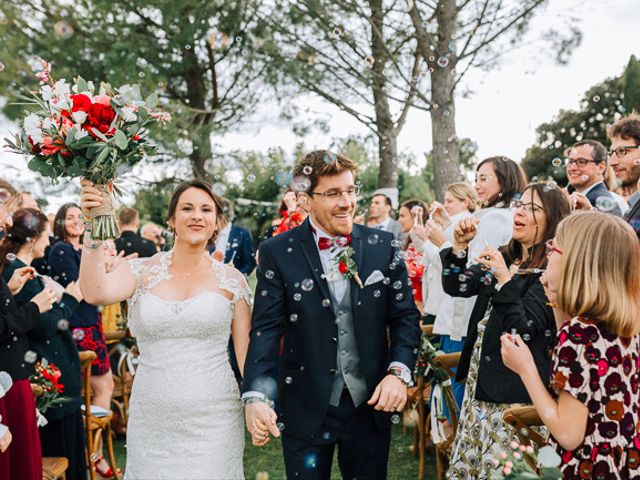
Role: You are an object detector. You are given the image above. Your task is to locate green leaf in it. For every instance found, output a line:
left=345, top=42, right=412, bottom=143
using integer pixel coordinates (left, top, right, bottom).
left=66, top=128, right=77, bottom=145
left=75, top=76, right=88, bottom=93
left=137, top=106, right=148, bottom=120
left=95, top=146, right=111, bottom=164
left=145, top=92, right=158, bottom=109
left=114, top=129, right=128, bottom=150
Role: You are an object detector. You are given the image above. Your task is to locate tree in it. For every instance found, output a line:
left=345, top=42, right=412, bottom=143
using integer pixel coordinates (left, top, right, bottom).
left=0, top=0, right=267, bottom=179
left=522, top=55, right=640, bottom=181
left=258, top=1, right=430, bottom=193
left=408, top=0, right=582, bottom=197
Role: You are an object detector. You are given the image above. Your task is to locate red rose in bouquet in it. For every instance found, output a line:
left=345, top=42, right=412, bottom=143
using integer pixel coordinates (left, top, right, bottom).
left=70, top=93, right=92, bottom=113
left=87, top=103, right=116, bottom=136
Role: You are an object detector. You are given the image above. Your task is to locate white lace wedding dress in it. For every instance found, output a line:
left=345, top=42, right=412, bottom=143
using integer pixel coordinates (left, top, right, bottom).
left=123, top=251, right=251, bottom=480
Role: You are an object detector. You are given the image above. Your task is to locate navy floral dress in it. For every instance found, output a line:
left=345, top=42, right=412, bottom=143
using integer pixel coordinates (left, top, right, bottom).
left=550, top=316, right=640, bottom=479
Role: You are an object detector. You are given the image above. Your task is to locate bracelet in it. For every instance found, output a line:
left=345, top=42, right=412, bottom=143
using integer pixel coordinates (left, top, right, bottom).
left=546, top=301, right=559, bottom=308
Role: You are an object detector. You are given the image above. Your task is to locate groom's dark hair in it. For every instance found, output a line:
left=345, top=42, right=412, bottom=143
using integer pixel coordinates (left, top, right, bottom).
left=293, top=150, right=358, bottom=194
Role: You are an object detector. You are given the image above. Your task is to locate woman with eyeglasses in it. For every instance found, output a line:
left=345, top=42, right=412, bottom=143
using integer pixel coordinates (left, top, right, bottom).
left=501, top=212, right=640, bottom=479
left=442, top=183, right=570, bottom=480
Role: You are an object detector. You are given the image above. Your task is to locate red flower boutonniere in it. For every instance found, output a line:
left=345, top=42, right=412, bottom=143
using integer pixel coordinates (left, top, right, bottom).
left=334, top=245, right=363, bottom=289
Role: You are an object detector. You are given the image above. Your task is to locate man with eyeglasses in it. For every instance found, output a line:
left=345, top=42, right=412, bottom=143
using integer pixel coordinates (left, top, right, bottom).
left=608, top=113, right=640, bottom=238
left=565, top=140, right=623, bottom=216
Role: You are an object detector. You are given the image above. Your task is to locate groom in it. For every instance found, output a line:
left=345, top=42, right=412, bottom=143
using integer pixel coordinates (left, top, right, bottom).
left=242, top=151, right=421, bottom=479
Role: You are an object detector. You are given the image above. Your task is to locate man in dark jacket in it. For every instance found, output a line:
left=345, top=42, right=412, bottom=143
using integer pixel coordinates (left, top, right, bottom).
left=114, top=207, right=157, bottom=258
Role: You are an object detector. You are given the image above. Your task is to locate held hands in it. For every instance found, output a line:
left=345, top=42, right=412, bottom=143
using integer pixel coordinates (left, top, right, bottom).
left=474, top=246, right=510, bottom=285
left=429, top=201, right=451, bottom=228
left=7, top=266, right=36, bottom=295
left=31, top=287, right=57, bottom=313
left=500, top=333, right=534, bottom=377
left=244, top=401, right=280, bottom=447
left=367, top=375, right=407, bottom=412
left=453, top=217, right=480, bottom=251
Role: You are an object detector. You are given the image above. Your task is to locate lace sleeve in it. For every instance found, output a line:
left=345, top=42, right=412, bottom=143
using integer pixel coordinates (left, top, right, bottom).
left=218, top=263, right=253, bottom=306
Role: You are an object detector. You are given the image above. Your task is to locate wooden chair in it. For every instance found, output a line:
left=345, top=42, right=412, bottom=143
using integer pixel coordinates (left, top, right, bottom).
left=31, top=383, right=69, bottom=480
left=110, top=344, right=137, bottom=433
left=79, top=351, right=121, bottom=480
left=413, top=324, right=462, bottom=480
left=503, top=405, right=546, bottom=470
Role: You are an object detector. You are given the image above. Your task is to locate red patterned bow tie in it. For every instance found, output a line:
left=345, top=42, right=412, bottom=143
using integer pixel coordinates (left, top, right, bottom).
left=317, top=235, right=351, bottom=250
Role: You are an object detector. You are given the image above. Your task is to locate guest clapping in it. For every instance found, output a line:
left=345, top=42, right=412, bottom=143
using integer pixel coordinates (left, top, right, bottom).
left=501, top=212, right=640, bottom=479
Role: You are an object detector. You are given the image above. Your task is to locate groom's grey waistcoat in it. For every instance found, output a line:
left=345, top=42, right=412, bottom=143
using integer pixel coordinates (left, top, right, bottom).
left=328, top=283, right=368, bottom=407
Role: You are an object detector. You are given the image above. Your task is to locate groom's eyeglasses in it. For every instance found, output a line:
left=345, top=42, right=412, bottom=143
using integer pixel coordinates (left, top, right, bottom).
left=310, top=186, right=360, bottom=200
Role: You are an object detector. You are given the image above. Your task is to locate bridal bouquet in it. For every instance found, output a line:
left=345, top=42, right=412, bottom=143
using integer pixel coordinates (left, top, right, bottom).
left=5, top=59, right=171, bottom=239
left=493, top=441, right=562, bottom=479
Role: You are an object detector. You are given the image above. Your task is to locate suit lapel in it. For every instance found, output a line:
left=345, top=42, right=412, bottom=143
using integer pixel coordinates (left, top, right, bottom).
left=349, top=225, right=364, bottom=309
left=298, top=220, right=332, bottom=303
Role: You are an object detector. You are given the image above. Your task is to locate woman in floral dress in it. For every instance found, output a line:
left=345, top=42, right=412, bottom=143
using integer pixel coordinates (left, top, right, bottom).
left=502, top=212, right=640, bottom=479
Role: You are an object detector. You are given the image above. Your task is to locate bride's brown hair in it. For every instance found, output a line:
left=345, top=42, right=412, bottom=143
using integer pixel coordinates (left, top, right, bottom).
left=166, top=180, right=226, bottom=244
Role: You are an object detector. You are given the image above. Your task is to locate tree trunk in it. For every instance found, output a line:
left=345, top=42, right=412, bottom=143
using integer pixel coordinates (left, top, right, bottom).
left=369, top=0, right=399, bottom=189
left=429, top=0, right=461, bottom=200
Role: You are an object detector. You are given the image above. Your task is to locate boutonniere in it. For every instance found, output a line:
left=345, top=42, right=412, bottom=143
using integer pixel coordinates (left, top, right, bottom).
left=334, top=244, right=363, bottom=289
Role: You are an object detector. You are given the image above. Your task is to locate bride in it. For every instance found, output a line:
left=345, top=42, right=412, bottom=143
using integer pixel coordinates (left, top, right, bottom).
left=79, top=179, right=252, bottom=479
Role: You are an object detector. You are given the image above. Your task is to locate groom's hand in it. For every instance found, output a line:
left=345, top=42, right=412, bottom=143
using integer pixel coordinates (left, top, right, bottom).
left=245, top=401, right=280, bottom=446
left=367, top=375, right=407, bottom=412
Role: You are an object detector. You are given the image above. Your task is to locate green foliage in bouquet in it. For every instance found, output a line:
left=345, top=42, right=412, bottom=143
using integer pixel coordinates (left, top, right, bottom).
left=4, top=59, right=170, bottom=240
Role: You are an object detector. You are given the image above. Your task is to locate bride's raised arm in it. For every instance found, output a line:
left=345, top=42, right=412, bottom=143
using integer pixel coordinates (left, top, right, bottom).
left=78, top=180, right=137, bottom=305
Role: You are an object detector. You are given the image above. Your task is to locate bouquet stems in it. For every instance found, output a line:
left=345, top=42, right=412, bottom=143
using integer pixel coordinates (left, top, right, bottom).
left=90, top=183, right=120, bottom=240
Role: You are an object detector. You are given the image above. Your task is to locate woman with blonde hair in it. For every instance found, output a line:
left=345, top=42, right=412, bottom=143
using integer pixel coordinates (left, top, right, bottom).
left=502, top=212, right=640, bottom=479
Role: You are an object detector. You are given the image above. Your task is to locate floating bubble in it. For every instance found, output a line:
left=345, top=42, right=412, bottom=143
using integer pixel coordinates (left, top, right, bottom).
left=395, top=293, right=403, bottom=300
left=367, top=234, right=379, bottom=245
left=291, top=175, right=311, bottom=192
left=5, top=253, right=16, bottom=262
left=275, top=171, right=292, bottom=187
left=260, top=290, right=267, bottom=296
left=393, top=280, right=402, bottom=290
left=24, top=350, right=37, bottom=363
left=276, top=422, right=285, bottom=431
left=322, top=432, right=331, bottom=440
left=458, top=274, right=467, bottom=282
left=332, top=27, right=342, bottom=37
left=284, top=376, right=293, bottom=384
left=595, top=196, right=617, bottom=212
left=459, top=284, right=468, bottom=293
left=580, top=175, right=589, bottom=182
left=365, top=56, right=375, bottom=67
left=287, top=247, right=293, bottom=253
left=289, top=314, right=298, bottom=323
left=212, top=183, right=227, bottom=196
left=301, top=278, right=314, bottom=291
left=265, top=270, right=275, bottom=280
left=456, top=250, right=466, bottom=259
left=522, top=334, right=531, bottom=341
left=57, top=319, right=69, bottom=330
left=335, top=236, right=349, bottom=248
left=304, top=453, right=318, bottom=469
left=321, top=298, right=331, bottom=307
left=436, top=56, right=449, bottom=68
left=302, top=165, right=313, bottom=175
left=592, top=95, right=600, bottom=102
left=373, top=290, right=381, bottom=298
left=72, top=329, right=85, bottom=341
left=551, top=157, right=562, bottom=167
left=544, top=329, right=553, bottom=337
left=391, top=414, right=401, bottom=424
left=382, top=277, right=390, bottom=285
left=54, top=21, right=74, bottom=39
left=293, top=293, right=302, bottom=301
left=391, top=239, right=402, bottom=248
left=323, top=152, right=336, bottom=164
left=634, top=159, right=640, bottom=166
left=247, top=174, right=256, bottom=183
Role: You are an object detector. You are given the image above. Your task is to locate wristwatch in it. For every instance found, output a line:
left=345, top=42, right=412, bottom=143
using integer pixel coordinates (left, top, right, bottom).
left=387, top=367, right=412, bottom=387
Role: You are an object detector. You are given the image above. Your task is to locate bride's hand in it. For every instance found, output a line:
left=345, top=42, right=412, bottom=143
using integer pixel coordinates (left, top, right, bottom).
left=245, top=401, right=280, bottom=446
left=79, top=178, right=103, bottom=219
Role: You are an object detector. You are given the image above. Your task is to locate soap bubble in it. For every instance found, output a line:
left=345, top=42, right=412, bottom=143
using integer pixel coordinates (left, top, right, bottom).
left=301, top=278, right=314, bottom=291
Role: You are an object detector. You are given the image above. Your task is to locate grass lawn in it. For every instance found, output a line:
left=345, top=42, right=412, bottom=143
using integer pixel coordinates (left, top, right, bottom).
left=112, top=424, right=436, bottom=479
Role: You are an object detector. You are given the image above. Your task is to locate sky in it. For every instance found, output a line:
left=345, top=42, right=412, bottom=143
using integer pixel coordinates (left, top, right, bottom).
left=0, top=0, right=639, bottom=211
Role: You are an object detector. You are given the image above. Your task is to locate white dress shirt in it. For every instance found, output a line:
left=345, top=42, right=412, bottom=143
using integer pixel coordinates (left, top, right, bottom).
left=308, top=217, right=348, bottom=302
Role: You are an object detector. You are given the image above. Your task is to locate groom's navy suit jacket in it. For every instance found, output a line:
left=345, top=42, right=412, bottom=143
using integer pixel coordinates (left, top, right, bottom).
left=243, top=219, right=421, bottom=441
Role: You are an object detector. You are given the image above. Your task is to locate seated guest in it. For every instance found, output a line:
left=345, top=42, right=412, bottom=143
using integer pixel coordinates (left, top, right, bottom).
left=502, top=212, right=640, bottom=479
left=443, top=183, right=570, bottom=480
left=0, top=208, right=86, bottom=480
left=565, top=140, right=623, bottom=215
left=114, top=207, right=157, bottom=258
left=208, top=198, right=256, bottom=276
left=367, top=193, right=401, bottom=239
